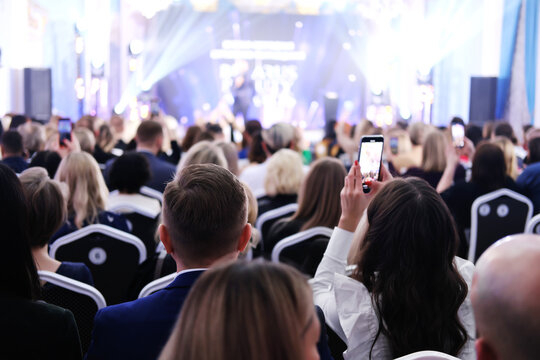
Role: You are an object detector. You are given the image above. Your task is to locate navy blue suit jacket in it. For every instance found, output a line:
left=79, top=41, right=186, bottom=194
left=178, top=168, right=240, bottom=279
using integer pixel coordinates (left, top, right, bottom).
left=85, top=270, right=204, bottom=360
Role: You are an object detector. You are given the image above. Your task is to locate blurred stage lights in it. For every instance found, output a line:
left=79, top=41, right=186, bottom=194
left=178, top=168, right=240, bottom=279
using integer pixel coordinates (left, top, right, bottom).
left=129, top=40, right=144, bottom=56
left=348, top=74, right=357, bottom=82
left=342, top=42, right=351, bottom=51
left=295, top=21, right=303, bottom=29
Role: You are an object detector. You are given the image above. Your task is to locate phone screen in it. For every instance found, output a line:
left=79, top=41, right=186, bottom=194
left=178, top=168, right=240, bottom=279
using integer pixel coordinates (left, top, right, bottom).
left=58, top=119, right=72, bottom=145
left=390, top=137, right=398, bottom=155
left=451, top=124, right=465, bottom=148
left=357, top=136, right=384, bottom=192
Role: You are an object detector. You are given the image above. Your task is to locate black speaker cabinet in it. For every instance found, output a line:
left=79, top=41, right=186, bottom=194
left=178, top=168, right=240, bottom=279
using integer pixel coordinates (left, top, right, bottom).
left=469, top=77, right=497, bottom=125
left=24, top=68, right=52, bottom=123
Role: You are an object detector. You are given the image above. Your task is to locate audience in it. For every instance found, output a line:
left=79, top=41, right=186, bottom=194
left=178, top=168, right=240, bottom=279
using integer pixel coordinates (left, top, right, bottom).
left=1, top=130, right=28, bottom=173
left=18, top=122, right=46, bottom=157
left=159, top=261, right=322, bottom=360
left=517, top=137, right=540, bottom=214
left=178, top=140, right=227, bottom=170
left=181, top=125, right=202, bottom=152
left=265, top=157, right=346, bottom=255
left=85, top=164, right=252, bottom=360
left=257, top=148, right=304, bottom=216
left=492, top=136, right=519, bottom=179
left=471, top=234, right=540, bottom=360
left=51, top=152, right=129, bottom=242
left=94, top=124, right=117, bottom=164
left=215, top=140, right=240, bottom=176
left=238, top=119, right=262, bottom=159
left=73, top=127, right=96, bottom=154
left=0, top=163, right=82, bottom=359
left=313, top=163, right=475, bottom=359
left=28, top=150, right=62, bottom=178
left=19, top=167, right=94, bottom=285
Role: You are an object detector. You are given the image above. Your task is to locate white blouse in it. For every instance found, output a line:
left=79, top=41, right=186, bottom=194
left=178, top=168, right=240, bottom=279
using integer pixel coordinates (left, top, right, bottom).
left=311, top=227, right=476, bottom=360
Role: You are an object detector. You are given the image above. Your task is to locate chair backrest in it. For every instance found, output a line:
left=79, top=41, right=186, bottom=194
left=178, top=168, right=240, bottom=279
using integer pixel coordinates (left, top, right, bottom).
left=525, top=213, right=540, bottom=234
left=140, top=186, right=163, bottom=203
left=272, top=226, right=333, bottom=276
left=469, top=188, right=533, bottom=262
left=108, top=202, right=161, bottom=258
left=138, top=272, right=177, bottom=299
left=38, top=270, right=106, bottom=353
left=255, top=203, right=298, bottom=245
left=49, top=224, right=147, bottom=305
left=394, top=350, right=460, bottom=360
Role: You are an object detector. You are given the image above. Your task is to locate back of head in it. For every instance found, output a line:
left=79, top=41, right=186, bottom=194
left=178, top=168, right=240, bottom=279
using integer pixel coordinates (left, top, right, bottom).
left=215, top=141, right=239, bottom=176
left=491, top=136, right=518, bottom=179
left=264, top=149, right=304, bottom=197
left=29, top=150, right=62, bottom=178
left=472, top=142, right=506, bottom=191
left=55, top=151, right=108, bottom=228
left=181, top=126, right=202, bottom=152
left=494, top=122, right=517, bottom=144
left=2, top=130, right=24, bottom=155
left=245, top=119, right=262, bottom=137
left=9, top=114, right=29, bottom=129
left=179, top=141, right=227, bottom=170
left=136, top=120, right=163, bottom=146
left=0, top=163, right=40, bottom=299
left=261, top=122, right=296, bottom=154
left=110, top=152, right=151, bottom=193
left=19, top=167, right=66, bottom=248
left=96, top=124, right=115, bottom=152
left=294, top=157, right=346, bottom=230
left=160, top=261, right=313, bottom=360
left=472, top=235, right=540, bottom=360
left=527, top=137, right=540, bottom=164
left=18, top=122, right=45, bottom=155
left=408, top=122, right=427, bottom=146
left=248, top=131, right=267, bottom=164
left=73, top=127, right=96, bottom=153
left=422, top=130, right=447, bottom=172
left=466, top=124, right=483, bottom=146
left=351, top=178, right=468, bottom=357
left=163, top=164, right=247, bottom=266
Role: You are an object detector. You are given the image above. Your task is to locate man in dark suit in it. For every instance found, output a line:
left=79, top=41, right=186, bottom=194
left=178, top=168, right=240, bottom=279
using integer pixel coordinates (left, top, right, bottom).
left=85, top=164, right=252, bottom=360
left=1, top=130, right=28, bottom=174
left=105, top=120, right=176, bottom=193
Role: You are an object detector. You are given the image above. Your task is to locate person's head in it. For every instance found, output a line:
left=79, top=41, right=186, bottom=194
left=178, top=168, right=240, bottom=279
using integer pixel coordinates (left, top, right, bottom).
left=528, top=137, right=540, bottom=164
left=408, top=122, right=428, bottom=146
left=215, top=141, right=240, bottom=176
left=466, top=124, right=483, bottom=146
left=96, top=124, right=115, bottom=153
left=110, top=152, right=151, bottom=194
left=491, top=136, right=518, bottom=179
left=159, top=261, right=320, bottom=360
left=493, top=122, right=517, bottom=144
left=247, top=131, right=267, bottom=164
left=264, top=149, right=304, bottom=197
left=109, top=115, right=125, bottom=135
left=1, top=130, right=25, bottom=157
left=483, top=121, right=495, bottom=139
left=349, top=178, right=468, bottom=358
left=242, top=119, right=262, bottom=148
left=29, top=150, right=62, bottom=178
left=472, top=234, right=540, bottom=360
left=76, top=114, right=99, bottom=134
left=0, top=163, right=40, bottom=299
left=472, top=142, right=507, bottom=191
left=293, top=158, right=346, bottom=231
left=261, top=122, right=296, bottom=155
left=18, top=122, right=45, bottom=155
left=9, top=114, right=29, bottom=129
left=73, top=127, right=96, bottom=153
left=421, top=129, right=447, bottom=172
left=19, top=167, right=67, bottom=248
left=135, top=120, right=164, bottom=153
left=206, top=123, right=224, bottom=141
left=524, top=127, right=540, bottom=151
left=55, top=151, right=109, bottom=228
left=160, top=164, right=251, bottom=269
left=181, top=125, right=202, bottom=152
left=178, top=141, right=227, bottom=171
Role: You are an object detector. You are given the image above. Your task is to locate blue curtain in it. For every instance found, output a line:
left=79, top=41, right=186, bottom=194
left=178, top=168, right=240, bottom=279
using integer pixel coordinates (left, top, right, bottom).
left=496, top=0, right=522, bottom=119
left=525, top=0, right=539, bottom=122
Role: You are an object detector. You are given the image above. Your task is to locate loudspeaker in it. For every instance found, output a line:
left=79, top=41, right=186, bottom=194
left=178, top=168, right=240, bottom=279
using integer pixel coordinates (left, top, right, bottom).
left=469, top=77, right=497, bottom=124
left=24, top=68, right=52, bottom=123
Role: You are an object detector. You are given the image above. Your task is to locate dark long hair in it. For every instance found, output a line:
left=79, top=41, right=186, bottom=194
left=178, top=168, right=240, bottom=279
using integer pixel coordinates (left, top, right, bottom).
left=351, top=178, right=468, bottom=358
left=291, top=157, right=346, bottom=230
left=0, top=164, right=40, bottom=299
left=471, top=142, right=506, bottom=191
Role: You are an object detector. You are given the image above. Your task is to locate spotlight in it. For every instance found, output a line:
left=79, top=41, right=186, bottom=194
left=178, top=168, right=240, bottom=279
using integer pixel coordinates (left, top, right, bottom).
left=342, top=42, right=351, bottom=51
left=129, top=40, right=144, bottom=57
left=295, top=21, right=303, bottom=29
left=75, top=36, right=84, bottom=54
left=399, top=108, right=411, bottom=119
left=348, top=74, right=357, bottom=82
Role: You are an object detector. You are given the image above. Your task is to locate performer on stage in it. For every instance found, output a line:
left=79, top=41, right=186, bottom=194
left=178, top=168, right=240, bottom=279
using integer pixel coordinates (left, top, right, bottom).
left=231, top=60, right=255, bottom=123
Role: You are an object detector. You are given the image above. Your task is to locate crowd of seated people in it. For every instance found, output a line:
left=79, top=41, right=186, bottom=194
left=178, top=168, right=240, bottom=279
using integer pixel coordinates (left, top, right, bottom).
left=3, top=109, right=540, bottom=360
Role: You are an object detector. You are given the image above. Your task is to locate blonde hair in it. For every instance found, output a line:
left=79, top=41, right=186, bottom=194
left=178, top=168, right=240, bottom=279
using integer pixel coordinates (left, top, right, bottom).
left=18, top=122, right=45, bottom=154
left=385, top=128, right=412, bottom=155
left=264, top=149, right=304, bottom=197
left=178, top=141, right=227, bottom=170
left=159, top=261, right=314, bottom=360
left=422, top=130, right=447, bottom=172
left=492, top=136, right=519, bottom=179
left=241, top=182, right=260, bottom=253
left=55, top=152, right=109, bottom=228
left=409, top=122, right=428, bottom=146
left=73, top=127, right=96, bottom=153
left=215, top=141, right=240, bottom=176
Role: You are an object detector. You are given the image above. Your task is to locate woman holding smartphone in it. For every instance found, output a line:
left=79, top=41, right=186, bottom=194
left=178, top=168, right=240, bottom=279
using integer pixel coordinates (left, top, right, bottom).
left=312, top=162, right=475, bottom=359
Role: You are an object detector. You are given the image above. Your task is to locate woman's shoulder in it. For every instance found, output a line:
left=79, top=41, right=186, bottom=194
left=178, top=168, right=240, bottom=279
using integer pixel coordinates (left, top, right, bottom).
left=57, top=262, right=94, bottom=286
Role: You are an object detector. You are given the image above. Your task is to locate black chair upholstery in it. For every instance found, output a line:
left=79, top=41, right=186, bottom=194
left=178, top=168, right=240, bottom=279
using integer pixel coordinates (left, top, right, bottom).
left=255, top=203, right=298, bottom=254
left=123, top=212, right=160, bottom=258
left=49, top=225, right=147, bottom=304
left=39, top=271, right=106, bottom=354
left=469, top=189, right=532, bottom=262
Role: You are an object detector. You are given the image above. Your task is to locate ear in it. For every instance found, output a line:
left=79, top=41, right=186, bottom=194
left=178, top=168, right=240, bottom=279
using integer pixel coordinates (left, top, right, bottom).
left=476, top=338, right=498, bottom=360
left=159, top=224, right=174, bottom=254
left=237, top=223, right=252, bottom=252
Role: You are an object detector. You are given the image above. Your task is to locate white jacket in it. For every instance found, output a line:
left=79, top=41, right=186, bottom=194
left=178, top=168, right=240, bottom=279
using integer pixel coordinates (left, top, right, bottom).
left=311, top=227, right=476, bottom=360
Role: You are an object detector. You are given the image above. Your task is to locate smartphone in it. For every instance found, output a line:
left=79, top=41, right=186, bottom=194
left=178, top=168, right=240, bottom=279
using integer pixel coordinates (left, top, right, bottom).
left=58, top=118, right=72, bottom=146
left=451, top=123, right=465, bottom=148
left=357, top=135, right=384, bottom=193
left=390, top=136, right=398, bottom=155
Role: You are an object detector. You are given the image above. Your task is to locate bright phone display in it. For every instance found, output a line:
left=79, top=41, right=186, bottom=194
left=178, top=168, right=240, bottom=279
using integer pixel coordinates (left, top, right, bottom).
left=357, top=135, right=384, bottom=193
